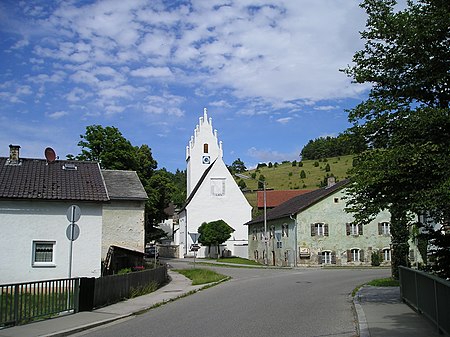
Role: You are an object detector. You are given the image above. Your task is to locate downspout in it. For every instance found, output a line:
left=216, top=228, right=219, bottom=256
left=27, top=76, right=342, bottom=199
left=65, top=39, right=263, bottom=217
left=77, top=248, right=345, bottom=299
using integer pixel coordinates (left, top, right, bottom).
left=290, top=214, right=297, bottom=267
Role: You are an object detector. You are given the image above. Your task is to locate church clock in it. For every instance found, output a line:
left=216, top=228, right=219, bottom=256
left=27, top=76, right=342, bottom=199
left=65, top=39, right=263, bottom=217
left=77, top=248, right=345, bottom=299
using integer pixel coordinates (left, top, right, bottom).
left=202, top=155, right=210, bottom=164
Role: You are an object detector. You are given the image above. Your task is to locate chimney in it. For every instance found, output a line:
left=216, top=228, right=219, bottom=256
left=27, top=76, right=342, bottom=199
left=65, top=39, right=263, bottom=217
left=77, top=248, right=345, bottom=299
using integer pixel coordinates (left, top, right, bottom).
left=8, top=144, right=21, bottom=164
left=327, top=176, right=336, bottom=188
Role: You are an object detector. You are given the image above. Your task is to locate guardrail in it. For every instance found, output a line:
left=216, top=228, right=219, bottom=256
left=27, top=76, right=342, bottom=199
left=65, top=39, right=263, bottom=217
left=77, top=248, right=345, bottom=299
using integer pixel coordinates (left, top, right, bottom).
left=399, top=266, right=450, bottom=335
left=0, top=278, right=79, bottom=327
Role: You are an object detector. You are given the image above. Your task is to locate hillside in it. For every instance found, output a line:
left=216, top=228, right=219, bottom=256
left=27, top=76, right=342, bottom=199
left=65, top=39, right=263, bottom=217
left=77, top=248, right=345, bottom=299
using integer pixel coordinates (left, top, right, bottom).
left=235, top=154, right=354, bottom=209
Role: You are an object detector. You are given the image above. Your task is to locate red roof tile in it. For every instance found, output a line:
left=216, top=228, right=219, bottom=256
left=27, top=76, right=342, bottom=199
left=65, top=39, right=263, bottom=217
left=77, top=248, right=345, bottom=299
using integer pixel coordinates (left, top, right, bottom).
left=257, top=189, right=314, bottom=208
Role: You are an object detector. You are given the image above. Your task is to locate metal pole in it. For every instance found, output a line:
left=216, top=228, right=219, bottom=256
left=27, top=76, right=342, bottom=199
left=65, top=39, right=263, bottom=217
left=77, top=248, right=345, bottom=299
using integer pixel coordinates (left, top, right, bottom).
left=68, top=206, right=75, bottom=279
left=263, top=181, right=268, bottom=266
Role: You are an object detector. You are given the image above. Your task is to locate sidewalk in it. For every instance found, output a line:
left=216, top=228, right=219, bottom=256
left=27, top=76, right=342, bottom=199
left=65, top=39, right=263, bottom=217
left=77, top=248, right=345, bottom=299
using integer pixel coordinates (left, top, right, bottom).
left=0, top=270, right=205, bottom=337
left=354, top=286, right=442, bottom=337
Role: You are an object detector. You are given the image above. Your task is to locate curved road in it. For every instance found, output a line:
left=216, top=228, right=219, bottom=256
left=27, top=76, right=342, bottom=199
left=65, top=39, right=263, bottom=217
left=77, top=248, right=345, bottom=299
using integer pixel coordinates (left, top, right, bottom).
left=76, top=262, right=389, bottom=337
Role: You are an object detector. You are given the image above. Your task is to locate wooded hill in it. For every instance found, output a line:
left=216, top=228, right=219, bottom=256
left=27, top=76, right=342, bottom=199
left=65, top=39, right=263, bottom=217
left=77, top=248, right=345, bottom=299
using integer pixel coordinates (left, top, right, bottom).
left=235, top=154, right=354, bottom=209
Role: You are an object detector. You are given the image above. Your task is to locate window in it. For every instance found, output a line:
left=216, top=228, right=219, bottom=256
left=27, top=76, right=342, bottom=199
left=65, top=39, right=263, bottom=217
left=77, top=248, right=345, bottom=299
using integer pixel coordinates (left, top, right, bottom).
left=311, top=223, right=329, bottom=236
left=276, top=241, right=283, bottom=248
left=203, top=143, right=209, bottom=153
left=379, top=222, right=390, bottom=235
left=334, top=197, right=339, bottom=203
left=347, top=249, right=364, bottom=262
left=254, top=250, right=259, bottom=260
left=252, top=229, right=257, bottom=241
left=270, top=225, right=275, bottom=239
left=260, top=228, right=265, bottom=240
left=33, top=241, right=55, bottom=266
left=320, top=251, right=334, bottom=264
left=282, top=223, right=289, bottom=237
left=211, top=178, right=225, bottom=196
left=346, top=223, right=363, bottom=236
left=383, top=248, right=391, bottom=261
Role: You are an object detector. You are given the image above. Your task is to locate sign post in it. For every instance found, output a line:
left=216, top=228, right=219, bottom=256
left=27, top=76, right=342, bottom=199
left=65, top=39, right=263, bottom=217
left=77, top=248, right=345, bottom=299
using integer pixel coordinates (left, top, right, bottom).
left=66, top=205, right=81, bottom=279
left=189, top=232, right=200, bottom=269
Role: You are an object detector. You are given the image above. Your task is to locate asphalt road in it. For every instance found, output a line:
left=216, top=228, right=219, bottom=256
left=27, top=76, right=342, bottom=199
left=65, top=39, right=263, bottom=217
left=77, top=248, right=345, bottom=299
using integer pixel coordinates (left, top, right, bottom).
left=75, top=262, right=390, bottom=337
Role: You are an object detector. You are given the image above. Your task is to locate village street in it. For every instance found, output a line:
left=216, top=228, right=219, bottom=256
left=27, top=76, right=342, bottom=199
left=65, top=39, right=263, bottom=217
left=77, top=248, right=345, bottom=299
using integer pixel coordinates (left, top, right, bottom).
left=74, top=261, right=390, bottom=337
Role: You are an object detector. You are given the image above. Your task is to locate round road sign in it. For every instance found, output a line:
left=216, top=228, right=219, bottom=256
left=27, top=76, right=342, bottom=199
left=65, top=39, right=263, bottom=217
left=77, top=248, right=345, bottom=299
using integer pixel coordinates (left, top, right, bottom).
left=66, top=205, right=81, bottom=223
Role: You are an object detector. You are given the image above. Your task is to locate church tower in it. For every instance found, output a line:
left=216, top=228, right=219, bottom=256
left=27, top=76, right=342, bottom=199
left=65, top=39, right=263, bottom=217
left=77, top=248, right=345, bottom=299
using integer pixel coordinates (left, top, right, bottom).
left=177, top=107, right=252, bottom=259
left=186, top=108, right=223, bottom=195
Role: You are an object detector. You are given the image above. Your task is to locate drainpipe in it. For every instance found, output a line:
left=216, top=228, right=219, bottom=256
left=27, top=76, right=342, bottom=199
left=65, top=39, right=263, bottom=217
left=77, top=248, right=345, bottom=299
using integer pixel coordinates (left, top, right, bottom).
left=290, top=214, right=297, bottom=267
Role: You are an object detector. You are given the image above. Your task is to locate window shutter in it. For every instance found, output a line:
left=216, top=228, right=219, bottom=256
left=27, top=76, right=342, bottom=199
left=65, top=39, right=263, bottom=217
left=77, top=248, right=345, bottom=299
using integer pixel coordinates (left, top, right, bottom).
left=360, top=250, right=365, bottom=262
left=346, top=223, right=350, bottom=236
left=318, top=252, right=322, bottom=264
left=358, top=223, right=363, bottom=235
left=347, top=250, right=351, bottom=262
left=324, top=224, right=329, bottom=236
left=378, top=223, right=382, bottom=235
left=331, top=251, right=336, bottom=264
left=311, top=224, right=315, bottom=236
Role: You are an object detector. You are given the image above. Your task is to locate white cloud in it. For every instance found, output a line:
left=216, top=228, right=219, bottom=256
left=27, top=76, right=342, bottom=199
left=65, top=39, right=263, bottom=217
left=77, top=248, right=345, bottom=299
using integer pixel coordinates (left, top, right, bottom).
left=247, top=146, right=300, bottom=163
left=130, top=66, right=173, bottom=78
left=276, top=117, right=293, bottom=124
left=314, top=105, right=339, bottom=111
left=46, top=110, right=68, bottom=119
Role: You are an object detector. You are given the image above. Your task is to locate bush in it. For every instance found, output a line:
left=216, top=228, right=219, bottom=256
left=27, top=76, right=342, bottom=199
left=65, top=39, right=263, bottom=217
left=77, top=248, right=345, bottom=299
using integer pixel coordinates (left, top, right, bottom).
left=300, top=170, right=306, bottom=179
left=371, top=251, right=381, bottom=266
left=314, top=161, right=319, bottom=167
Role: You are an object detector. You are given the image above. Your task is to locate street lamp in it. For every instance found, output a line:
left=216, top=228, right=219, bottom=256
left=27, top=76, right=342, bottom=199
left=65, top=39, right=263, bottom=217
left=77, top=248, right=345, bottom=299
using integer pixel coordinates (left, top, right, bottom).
left=236, top=173, right=268, bottom=266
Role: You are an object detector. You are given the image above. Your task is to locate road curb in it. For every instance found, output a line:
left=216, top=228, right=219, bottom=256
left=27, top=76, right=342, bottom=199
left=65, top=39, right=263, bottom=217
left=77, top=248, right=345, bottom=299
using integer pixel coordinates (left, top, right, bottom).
left=353, top=289, right=370, bottom=337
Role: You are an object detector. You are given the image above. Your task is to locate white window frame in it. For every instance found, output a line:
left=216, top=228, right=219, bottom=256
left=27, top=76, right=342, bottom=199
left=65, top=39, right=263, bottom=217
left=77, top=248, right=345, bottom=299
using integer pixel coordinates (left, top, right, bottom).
left=322, top=251, right=332, bottom=264
left=351, top=248, right=360, bottom=262
left=383, top=248, right=391, bottom=261
left=350, top=223, right=359, bottom=236
left=32, top=241, right=56, bottom=267
left=381, top=222, right=390, bottom=235
left=282, top=223, right=289, bottom=237
left=317, top=223, right=324, bottom=236
left=210, top=178, right=226, bottom=196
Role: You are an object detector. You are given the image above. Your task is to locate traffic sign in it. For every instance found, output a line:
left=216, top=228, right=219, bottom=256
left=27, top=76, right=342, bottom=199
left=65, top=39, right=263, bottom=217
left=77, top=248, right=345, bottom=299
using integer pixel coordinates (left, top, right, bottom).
left=66, top=223, right=80, bottom=241
left=189, top=232, right=200, bottom=244
left=66, top=205, right=81, bottom=223
left=190, top=244, right=200, bottom=251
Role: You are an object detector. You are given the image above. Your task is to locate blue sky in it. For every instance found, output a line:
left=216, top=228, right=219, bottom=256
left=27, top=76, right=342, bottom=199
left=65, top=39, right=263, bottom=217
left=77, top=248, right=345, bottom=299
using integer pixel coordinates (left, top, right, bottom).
left=0, top=0, right=370, bottom=172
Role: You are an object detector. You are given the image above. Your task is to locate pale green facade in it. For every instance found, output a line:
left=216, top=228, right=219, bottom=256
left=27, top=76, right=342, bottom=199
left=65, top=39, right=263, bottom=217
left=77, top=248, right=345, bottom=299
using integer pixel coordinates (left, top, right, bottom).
left=248, top=187, right=394, bottom=267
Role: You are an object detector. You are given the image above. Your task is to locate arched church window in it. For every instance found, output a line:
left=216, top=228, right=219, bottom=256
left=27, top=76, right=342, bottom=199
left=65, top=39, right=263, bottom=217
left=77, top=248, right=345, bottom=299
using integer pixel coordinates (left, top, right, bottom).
left=203, top=143, right=209, bottom=153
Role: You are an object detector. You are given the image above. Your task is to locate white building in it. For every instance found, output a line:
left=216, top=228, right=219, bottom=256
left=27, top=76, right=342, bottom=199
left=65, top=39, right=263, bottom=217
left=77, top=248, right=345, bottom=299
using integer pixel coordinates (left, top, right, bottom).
left=0, top=145, right=147, bottom=284
left=177, top=108, right=252, bottom=258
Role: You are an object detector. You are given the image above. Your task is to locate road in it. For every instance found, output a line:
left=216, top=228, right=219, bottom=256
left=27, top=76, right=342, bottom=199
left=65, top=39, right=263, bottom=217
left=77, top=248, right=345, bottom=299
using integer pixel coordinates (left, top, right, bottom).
left=75, top=262, right=390, bottom=337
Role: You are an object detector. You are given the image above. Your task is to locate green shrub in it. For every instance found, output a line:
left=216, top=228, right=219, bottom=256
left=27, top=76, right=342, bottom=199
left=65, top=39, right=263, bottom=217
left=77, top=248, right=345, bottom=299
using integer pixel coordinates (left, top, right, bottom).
left=371, top=251, right=381, bottom=266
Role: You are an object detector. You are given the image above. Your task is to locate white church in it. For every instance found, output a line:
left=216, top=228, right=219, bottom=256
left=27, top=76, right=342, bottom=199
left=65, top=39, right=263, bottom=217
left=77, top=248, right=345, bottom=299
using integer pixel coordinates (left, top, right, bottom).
left=175, top=108, right=252, bottom=258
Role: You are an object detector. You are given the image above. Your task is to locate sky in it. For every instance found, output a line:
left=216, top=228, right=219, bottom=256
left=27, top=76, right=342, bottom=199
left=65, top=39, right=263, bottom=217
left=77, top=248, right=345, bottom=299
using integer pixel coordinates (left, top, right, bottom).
left=0, top=0, right=371, bottom=172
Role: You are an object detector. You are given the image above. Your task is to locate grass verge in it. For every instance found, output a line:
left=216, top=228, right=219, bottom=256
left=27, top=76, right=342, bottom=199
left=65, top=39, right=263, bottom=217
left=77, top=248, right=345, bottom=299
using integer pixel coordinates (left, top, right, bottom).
left=215, top=257, right=262, bottom=266
left=352, top=277, right=399, bottom=297
left=174, top=268, right=228, bottom=285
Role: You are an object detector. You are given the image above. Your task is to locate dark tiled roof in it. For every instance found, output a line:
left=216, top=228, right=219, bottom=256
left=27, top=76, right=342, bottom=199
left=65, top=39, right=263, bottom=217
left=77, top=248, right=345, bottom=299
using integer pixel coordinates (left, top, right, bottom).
left=0, top=157, right=109, bottom=201
left=102, top=170, right=147, bottom=201
left=257, top=189, right=314, bottom=208
left=246, top=179, right=350, bottom=225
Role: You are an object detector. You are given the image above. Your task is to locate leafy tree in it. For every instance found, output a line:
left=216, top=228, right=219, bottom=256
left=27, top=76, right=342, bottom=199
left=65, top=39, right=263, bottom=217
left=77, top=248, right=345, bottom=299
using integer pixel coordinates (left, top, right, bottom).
left=237, top=179, right=247, bottom=190
left=258, top=174, right=266, bottom=190
left=300, top=170, right=306, bottom=179
left=198, top=220, right=234, bottom=257
left=325, top=163, right=331, bottom=172
left=292, top=160, right=297, bottom=167
left=72, top=125, right=185, bottom=243
left=343, top=0, right=450, bottom=279
left=228, top=158, right=247, bottom=174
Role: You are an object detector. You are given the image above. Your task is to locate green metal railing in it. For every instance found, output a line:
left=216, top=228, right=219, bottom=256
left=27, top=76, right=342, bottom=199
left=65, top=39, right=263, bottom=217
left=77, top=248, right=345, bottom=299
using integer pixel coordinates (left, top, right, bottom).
left=0, top=278, right=79, bottom=327
left=399, top=266, right=450, bottom=336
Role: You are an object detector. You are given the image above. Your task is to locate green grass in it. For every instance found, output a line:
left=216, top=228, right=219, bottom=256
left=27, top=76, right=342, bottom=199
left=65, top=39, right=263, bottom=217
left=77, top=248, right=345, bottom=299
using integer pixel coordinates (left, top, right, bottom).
left=235, top=155, right=354, bottom=209
left=174, top=268, right=228, bottom=285
left=352, top=277, right=399, bottom=297
left=215, top=257, right=262, bottom=266
left=366, top=277, right=399, bottom=287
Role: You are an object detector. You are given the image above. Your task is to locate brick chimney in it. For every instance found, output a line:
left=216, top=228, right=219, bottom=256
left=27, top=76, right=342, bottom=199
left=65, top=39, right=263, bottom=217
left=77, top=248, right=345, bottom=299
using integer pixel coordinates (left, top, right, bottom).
left=8, top=144, right=21, bottom=165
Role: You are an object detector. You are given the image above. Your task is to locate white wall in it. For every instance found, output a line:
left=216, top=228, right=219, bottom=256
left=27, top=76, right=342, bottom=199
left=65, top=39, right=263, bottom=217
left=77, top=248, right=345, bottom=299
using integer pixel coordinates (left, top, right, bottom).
left=0, top=200, right=102, bottom=284
left=184, top=160, right=252, bottom=257
left=102, top=200, right=145, bottom=259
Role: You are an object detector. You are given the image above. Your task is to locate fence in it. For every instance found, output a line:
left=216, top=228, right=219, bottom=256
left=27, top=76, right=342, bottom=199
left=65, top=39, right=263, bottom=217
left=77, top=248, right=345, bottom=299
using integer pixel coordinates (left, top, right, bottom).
left=0, top=278, right=78, bottom=328
left=399, top=266, right=450, bottom=335
left=90, top=265, right=168, bottom=309
left=0, top=265, right=167, bottom=328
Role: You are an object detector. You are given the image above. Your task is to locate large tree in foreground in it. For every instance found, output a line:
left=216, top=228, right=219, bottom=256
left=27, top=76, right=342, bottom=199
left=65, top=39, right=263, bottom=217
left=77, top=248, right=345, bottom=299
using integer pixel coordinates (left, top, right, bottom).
left=70, top=125, right=186, bottom=243
left=343, top=0, right=450, bottom=278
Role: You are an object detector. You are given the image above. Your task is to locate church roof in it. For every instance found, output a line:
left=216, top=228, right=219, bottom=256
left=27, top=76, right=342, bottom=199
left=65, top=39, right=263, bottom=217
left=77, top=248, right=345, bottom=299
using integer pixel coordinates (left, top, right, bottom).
left=179, top=158, right=217, bottom=211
